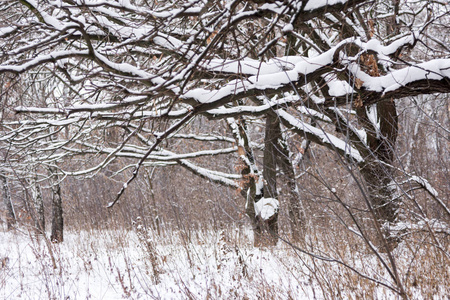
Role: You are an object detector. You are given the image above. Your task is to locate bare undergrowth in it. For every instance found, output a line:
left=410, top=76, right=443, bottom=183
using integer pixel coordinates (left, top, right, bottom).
left=1, top=219, right=448, bottom=299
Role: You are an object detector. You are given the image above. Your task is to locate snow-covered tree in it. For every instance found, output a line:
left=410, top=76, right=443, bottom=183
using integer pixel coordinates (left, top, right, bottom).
left=1, top=0, right=449, bottom=258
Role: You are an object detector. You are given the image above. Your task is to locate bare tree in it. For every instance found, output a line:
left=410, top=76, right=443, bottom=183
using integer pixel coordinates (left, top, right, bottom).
left=50, top=169, right=64, bottom=243
left=1, top=172, right=16, bottom=230
left=31, top=176, right=45, bottom=234
left=0, top=5, right=448, bottom=295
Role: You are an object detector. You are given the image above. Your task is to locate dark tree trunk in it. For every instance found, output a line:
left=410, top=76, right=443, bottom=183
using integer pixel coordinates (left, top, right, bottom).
left=277, top=139, right=305, bottom=243
left=357, top=100, right=399, bottom=246
left=1, top=173, right=16, bottom=230
left=259, top=113, right=281, bottom=246
left=50, top=173, right=64, bottom=243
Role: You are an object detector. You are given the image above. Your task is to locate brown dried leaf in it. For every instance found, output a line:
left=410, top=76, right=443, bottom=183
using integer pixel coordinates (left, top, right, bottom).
left=237, top=146, right=245, bottom=156
left=207, top=30, right=218, bottom=44
left=355, top=78, right=364, bottom=89
left=354, top=96, right=363, bottom=108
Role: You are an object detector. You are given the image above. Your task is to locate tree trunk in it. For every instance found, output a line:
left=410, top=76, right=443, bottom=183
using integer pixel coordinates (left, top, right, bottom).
left=247, top=178, right=264, bottom=247
left=50, top=171, right=64, bottom=243
left=277, top=138, right=305, bottom=243
left=357, top=100, right=399, bottom=247
left=32, top=181, right=45, bottom=234
left=227, top=116, right=265, bottom=247
left=1, top=173, right=16, bottom=230
left=259, top=113, right=280, bottom=246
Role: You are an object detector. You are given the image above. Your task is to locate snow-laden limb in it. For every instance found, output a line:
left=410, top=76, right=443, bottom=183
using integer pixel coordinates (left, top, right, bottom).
left=406, top=175, right=449, bottom=218
left=0, top=50, right=91, bottom=73
left=14, top=96, right=182, bottom=117
left=408, top=176, right=438, bottom=198
left=255, top=198, right=279, bottom=220
left=13, top=107, right=68, bottom=115
left=69, top=0, right=207, bottom=19
left=383, top=162, right=450, bottom=219
left=132, top=135, right=241, bottom=188
left=205, top=31, right=416, bottom=78
left=85, top=143, right=239, bottom=162
left=165, top=134, right=235, bottom=143
left=183, top=40, right=450, bottom=110
left=327, top=107, right=367, bottom=147
left=297, top=106, right=332, bottom=123
left=304, top=0, right=348, bottom=11
left=207, top=56, right=302, bottom=76
left=0, top=26, right=16, bottom=37
left=206, top=94, right=299, bottom=118
left=176, top=159, right=240, bottom=188
left=276, top=109, right=364, bottom=163
left=348, top=59, right=450, bottom=94
left=257, top=0, right=367, bottom=16
left=390, top=219, right=450, bottom=235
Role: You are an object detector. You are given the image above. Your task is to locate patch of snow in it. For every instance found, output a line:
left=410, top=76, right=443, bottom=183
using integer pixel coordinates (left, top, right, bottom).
left=366, top=104, right=380, bottom=138
left=324, top=75, right=354, bottom=97
left=304, top=0, right=347, bottom=11
left=255, top=197, right=279, bottom=220
left=255, top=175, right=264, bottom=196
left=0, top=26, right=15, bottom=36
left=282, top=23, right=294, bottom=33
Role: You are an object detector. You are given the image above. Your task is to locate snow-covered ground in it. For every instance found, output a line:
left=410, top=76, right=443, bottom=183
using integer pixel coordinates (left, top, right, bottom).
left=0, top=227, right=318, bottom=299
left=0, top=225, right=448, bottom=299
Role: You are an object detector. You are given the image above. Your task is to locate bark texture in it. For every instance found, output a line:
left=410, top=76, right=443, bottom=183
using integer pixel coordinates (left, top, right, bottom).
left=1, top=173, right=16, bottom=230
left=277, top=138, right=305, bottom=243
left=357, top=100, right=399, bottom=247
left=259, top=114, right=280, bottom=246
left=50, top=172, right=64, bottom=243
left=33, top=182, right=45, bottom=233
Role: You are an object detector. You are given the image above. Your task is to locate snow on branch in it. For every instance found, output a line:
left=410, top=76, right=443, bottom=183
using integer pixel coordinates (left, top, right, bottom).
left=348, top=59, right=450, bottom=94
left=177, top=159, right=240, bottom=188
left=183, top=37, right=450, bottom=111
left=98, top=145, right=239, bottom=162
left=0, top=50, right=90, bottom=73
left=277, top=109, right=364, bottom=163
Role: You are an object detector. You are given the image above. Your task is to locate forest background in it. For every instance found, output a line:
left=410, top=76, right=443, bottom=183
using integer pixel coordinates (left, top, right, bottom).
left=0, top=0, right=449, bottom=299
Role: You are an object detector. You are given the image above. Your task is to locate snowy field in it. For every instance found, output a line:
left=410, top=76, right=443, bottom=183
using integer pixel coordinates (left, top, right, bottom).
left=0, top=225, right=448, bottom=299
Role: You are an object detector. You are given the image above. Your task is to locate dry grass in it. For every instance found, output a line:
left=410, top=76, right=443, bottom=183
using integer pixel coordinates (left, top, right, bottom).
left=1, top=216, right=448, bottom=300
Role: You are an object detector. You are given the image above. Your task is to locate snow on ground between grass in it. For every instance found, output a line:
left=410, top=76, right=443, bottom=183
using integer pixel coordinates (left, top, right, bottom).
left=0, top=228, right=319, bottom=299
left=1, top=226, right=447, bottom=299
